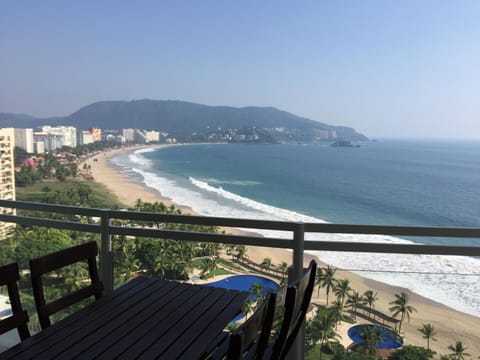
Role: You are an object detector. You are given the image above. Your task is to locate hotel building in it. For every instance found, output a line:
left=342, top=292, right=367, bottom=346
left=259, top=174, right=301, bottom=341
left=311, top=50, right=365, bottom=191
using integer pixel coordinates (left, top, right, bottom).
left=38, top=126, right=77, bottom=148
left=14, top=128, right=34, bottom=153
left=0, top=128, right=16, bottom=238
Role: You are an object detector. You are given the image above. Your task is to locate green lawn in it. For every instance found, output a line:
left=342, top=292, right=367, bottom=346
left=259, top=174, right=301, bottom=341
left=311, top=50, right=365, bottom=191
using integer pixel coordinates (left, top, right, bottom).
left=306, top=345, right=334, bottom=360
left=16, top=179, right=122, bottom=208
left=217, top=258, right=244, bottom=271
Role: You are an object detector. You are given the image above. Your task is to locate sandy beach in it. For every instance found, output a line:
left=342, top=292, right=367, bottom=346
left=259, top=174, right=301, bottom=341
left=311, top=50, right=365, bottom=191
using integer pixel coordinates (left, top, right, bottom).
left=81, top=146, right=480, bottom=357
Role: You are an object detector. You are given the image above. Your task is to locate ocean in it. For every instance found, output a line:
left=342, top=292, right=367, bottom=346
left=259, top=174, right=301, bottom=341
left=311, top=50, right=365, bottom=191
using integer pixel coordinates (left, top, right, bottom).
left=111, top=140, right=480, bottom=317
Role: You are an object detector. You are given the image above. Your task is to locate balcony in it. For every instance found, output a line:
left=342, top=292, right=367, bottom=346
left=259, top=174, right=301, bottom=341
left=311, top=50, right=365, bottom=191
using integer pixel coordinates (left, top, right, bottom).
left=0, top=199, right=479, bottom=358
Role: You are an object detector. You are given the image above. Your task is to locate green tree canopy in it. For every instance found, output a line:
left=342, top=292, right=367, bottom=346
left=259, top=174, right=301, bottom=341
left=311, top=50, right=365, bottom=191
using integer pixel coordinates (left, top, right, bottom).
left=389, top=345, right=434, bottom=360
left=14, top=228, right=75, bottom=268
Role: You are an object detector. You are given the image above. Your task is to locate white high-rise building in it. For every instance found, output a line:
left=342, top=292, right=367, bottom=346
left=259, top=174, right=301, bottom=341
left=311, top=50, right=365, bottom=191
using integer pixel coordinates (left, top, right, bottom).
left=122, top=128, right=135, bottom=142
left=14, top=128, right=34, bottom=153
left=38, top=126, right=77, bottom=148
left=34, top=141, right=45, bottom=154
left=145, top=130, right=160, bottom=143
left=0, top=128, right=16, bottom=238
left=33, top=133, right=63, bottom=151
left=80, top=131, right=94, bottom=145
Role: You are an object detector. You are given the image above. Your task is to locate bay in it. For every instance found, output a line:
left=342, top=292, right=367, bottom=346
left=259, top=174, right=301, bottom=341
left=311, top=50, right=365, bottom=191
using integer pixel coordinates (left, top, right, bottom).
left=111, top=140, right=480, bottom=316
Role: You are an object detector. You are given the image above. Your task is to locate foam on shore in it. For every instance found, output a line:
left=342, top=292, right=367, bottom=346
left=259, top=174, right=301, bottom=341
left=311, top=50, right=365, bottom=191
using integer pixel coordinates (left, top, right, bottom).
left=111, top=147, right=480, bottom=317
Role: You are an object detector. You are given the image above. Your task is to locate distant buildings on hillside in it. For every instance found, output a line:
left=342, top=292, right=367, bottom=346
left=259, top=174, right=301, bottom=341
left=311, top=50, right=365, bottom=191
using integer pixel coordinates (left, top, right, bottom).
left=13, top=126, right=167, bottom=154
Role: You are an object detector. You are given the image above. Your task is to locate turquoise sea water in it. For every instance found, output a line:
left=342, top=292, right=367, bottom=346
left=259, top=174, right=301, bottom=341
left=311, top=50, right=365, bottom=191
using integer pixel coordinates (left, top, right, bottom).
left=111, top=140, right=480, bottom=316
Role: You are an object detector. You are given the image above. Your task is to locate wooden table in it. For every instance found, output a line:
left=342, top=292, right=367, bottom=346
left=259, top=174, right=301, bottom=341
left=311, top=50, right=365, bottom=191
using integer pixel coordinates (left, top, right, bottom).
left=0, top=276, right=249, bottom=359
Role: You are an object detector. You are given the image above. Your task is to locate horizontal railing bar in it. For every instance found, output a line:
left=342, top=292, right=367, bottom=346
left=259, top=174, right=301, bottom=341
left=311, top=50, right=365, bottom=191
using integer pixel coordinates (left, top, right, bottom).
left=109, top=210, right=298, bottom=231
left=304, top=240, right=480, bottom=256
left=109, top=226, right=293, bottom=248
left=0, top=213, right=101, bottom=233
left=1, top=200, right=479, bottom=257
left=0, top=199, right=104, bottom=217
left=305, top=223, right=480, bottom=238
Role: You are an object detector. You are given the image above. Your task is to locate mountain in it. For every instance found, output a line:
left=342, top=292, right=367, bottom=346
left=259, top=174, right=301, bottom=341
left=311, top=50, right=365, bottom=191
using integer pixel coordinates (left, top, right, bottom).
left=1, top=99, right=367, bottom=142
left=0, top=113, right=40, bottom=127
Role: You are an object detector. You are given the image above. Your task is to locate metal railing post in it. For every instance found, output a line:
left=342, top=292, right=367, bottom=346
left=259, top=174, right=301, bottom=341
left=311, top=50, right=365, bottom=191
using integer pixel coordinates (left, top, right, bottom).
left=288, top=222, right=305, bottom=360
left=100, top=210, right=114, bottom=295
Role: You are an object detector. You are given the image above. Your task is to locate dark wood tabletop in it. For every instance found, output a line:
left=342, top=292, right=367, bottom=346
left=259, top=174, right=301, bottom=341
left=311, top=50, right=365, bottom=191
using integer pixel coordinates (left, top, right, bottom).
left=0, top=276, right=249, bottom=360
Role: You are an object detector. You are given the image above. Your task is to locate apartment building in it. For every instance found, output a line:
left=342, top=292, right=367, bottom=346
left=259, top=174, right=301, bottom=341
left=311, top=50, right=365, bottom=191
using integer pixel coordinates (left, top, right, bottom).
left=14, top=128, right=34, bottom=153
left=122, top=128, right=135, bottom=142
left=79, top=130, right=94, bottom=145
left=144, top=130, right=160, bottom=143
left=33, top=133, right=63, bottom=152
left=38, top=125, right=77, bottom=148
left=0, top=128, right=16, bottom=238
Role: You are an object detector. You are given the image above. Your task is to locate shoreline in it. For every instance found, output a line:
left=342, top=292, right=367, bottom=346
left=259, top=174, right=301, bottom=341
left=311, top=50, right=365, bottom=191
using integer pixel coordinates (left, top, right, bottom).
left=81, top=145, right=480, bottom=356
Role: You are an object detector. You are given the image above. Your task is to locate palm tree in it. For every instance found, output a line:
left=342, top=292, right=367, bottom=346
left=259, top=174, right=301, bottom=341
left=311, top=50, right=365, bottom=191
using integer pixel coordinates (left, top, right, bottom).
left=319, top=266, right=337, bottom=305
left=334, top=279, right=351, bottom=306
left=364, top=290, right=378, bottom=311
left=242, top=298, right=254, bottom=320
left=417, top=323, right=437, bottom=350
left=448, top=341, right=470, bottom=359
left=363, top=290, right=378, bottom=320
left=309, top=310, right=341, bottom=359
left=359, top=326, right=382, bottom=357
left=225, top=244, right=235, bottom=260
left=315, top=267, right=324, bottom=297
left=277, top=261, right=289, bottom=285
left=389, top=292, right=417, bottom=333
left=330, top=300, right=345, bottom=329
left=261, top=257, right=272, bottom=273
left=234, top=245, right=247, bottom=262
left=199, top=257, right=217, bottom=279
left=346, top=291, right=364, bottom=320
left=250, top=282, right=264, bottom=302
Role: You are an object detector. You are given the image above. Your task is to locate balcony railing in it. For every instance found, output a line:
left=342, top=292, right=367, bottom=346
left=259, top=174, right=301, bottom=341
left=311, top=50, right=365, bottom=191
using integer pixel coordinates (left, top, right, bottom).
left=1, top=199, right=480, bottom=357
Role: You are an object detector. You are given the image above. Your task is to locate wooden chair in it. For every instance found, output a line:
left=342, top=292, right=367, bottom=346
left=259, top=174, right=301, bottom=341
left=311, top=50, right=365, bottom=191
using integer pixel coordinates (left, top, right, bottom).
left=0, top=262, right=30, bottom=341
left=227, top=291, right=276, bottom=360
left=269, top=259, right=317, bottom=360
left=30, top=241, right=103, bottom=329
left=204, top=292, right=276, bottom=360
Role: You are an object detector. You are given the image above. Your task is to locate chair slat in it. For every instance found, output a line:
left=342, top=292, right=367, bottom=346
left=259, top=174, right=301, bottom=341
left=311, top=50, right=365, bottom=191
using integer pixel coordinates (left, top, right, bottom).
left=227, top=292, right=276, bottom=360
left=0, top=263, right=30, bottom=341
left=270, top=260, right=317, bottom=360
left=30, top=241, right=103, bottom=329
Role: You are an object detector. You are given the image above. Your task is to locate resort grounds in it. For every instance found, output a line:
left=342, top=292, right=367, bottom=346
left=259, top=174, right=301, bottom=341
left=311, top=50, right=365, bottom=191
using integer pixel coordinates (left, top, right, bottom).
left=80, top=146, right=480, bottom=357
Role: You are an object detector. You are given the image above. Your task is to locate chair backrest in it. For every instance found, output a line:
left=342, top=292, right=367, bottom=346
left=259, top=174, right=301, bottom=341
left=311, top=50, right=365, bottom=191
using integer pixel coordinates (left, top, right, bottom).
left=270, top=259, right=317, bottom=360
left=0, top=263, right=30, bottom=340
left=30, top=241, right=103, bottom=329
left=227, top=291, right=276, bottom=360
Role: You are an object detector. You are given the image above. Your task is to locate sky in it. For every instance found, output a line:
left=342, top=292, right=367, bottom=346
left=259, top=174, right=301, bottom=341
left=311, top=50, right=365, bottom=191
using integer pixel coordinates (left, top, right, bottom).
left=1, top=1, right=479, bottom=139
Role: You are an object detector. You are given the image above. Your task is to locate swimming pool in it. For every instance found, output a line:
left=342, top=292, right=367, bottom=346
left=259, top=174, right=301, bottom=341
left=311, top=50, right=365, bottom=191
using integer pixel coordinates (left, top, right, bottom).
left=207, top=275, right=280, bottom=322
left=348, top=324, right=403, bottom=349
left=207, top=274, right=280, bottom=297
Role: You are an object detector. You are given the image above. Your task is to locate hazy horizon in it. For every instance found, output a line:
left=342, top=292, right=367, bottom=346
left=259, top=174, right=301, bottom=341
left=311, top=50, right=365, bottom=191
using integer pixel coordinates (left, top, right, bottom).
left=1, top=1, right=479, bottom=139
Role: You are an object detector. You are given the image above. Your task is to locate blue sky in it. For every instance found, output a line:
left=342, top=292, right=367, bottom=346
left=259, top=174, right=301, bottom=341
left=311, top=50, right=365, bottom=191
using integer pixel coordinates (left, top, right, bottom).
left=1, top=1, right=479, bottom=138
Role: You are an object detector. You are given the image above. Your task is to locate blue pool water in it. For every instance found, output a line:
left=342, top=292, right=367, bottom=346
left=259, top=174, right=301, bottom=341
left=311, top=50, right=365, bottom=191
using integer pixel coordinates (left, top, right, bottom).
left=207, top=275, right=280, bottom=297
left=207, top=275, right=280, bottom=322
left=348, top=324, right=403, bottom=349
